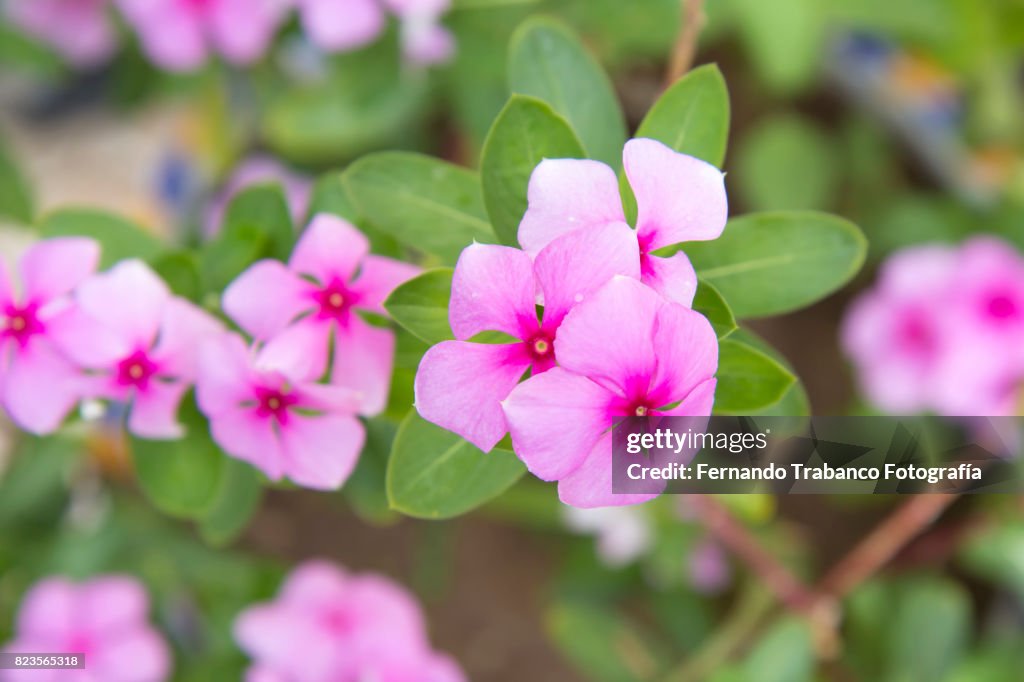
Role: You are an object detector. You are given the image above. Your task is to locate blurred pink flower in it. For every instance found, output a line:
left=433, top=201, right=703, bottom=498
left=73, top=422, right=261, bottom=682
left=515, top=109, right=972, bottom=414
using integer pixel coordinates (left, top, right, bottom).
left=563, top=505, right=652, bottom=566
left=688, top=539, right=731, bottom=594
left=116, top=0, right=290, bottom=71
left=295, top=0, right=387, bottom=53
left=842, top=237, right=1024, bottom=415
left=382, top=0, right=454, bottom=65
left=520, top=137, right=728, bottom=306
left=223, top=214, right=418, bottom=417
left=235, top=560, right=465, bottom=682
left=205, top=157, right=313, bottom=239
left=415, top=223, right=640, bottom=452
left=0, top=575, right=170, bottom=682
left=197, top=332, right=365, bottom=489
left=0, top=238, right=99, bottom=434
left=56, top=260, right=223, bottom=439
left=4, top=0, right=117, bottom=67
left=502, top=276, right=718, bottom=508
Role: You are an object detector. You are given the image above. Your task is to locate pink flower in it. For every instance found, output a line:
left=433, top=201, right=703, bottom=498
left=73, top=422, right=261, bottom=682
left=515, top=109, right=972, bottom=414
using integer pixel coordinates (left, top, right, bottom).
left=415, top=223, right=641, bottom=452
left=563, top=505, right=652, bottom=567
left=196, top=333, right=366, bottom=489
left=223, top=214, right=419, bottom=417
left=502, top=276, right=718, bottom=508
left=688, top=540, right=731, bottom=594
left=0, top=238, right=99, bottom=434
left=4, top=0, right=117, bottom=67
left=116, top=0, right=290, bottom=72
left=235, top=561, right=465, bottom=682
left=0, top=575, right=171, bottom=682
left=382, top=0, right=454, bottom=65
left=205, top=156, right=313, bottom=239
left=55, top=260, right=223, bottom=439
left=519, top=137, right=728, bottom=306
left=295, top=0, right=387, bottom=53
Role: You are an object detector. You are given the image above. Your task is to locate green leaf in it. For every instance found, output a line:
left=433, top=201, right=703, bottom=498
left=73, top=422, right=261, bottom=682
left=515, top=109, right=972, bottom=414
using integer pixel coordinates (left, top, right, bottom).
left=730, top=329, right=810, bottom=417
left=507, top=17, right=626, bottom=167
left=732, top=0, right=824, bottom=94
left=886, top=579, right=970, bottom=682
left=636, top=63, right=730, bottom=167
left=343, top=418, right=399, bottom=525
left=198, top=459, right=263, bottom=546
left=480, top=95, right=586, bottom=246
left=343, top=152, right=494, bottom=264
left=384, top=268, right=455, bottom=345
left=152, top=251, right=202, bottom=302
left=386, top=412, right=525, bottom=519
left=692, top=280, right=737, bottom=339
left=714, top=338, right=796, bottom=414
left=742, top=617, right=814, bottom=682
left=200, top=184, right=294, bottom=293
left=40, top=209, right=164, bottom=268
left=0, top=137, right=33, bottom=224
left=130, top=396, right=226, bottom=520
left=684, top=211, right=867, bottom=318
left=960, top=523, right=1024, bottom=599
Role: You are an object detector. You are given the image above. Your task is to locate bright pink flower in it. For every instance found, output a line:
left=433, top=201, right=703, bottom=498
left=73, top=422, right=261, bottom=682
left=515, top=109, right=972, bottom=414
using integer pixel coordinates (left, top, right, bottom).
left=0, top=575, right=170, bottom=682
left=235, top=560, right=465, bottom=682
left=519, top=137, right=728, bottom=306
left=4, top=0, right=116, bottom=67
left=197, top=333, right=365, bottom=489
left=55, top=260, right=223, bottom=439
left=415, top=223, right=641, bottom=452
left=0, top=238, right=99, bottom=434
left=502, top=276, right=718, bottom=508
left=295, top=0, right=387, bottom=53
left=116, top=0, right=290, bottom=71
left=223, top=214, right=419, bottom=417
left=205, top=156, right=313, bottom=239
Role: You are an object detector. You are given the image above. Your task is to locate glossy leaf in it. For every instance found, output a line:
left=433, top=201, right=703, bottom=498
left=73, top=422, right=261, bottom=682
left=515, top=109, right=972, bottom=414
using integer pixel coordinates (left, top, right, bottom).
left=714, top=338, right=796, bottom=414
left=384, top=268, right=455, bottom=345
left=0, top=137, right=33, bottom=224
left=692, top=280, right=737, bottom=339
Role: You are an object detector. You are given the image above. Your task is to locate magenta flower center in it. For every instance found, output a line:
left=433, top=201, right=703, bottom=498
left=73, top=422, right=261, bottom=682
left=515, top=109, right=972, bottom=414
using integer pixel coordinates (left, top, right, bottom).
left=254, top=385, right=298, bottom=423
left=116, top=350, right=159, bottom=389
left=1, top=303, right=44, bottom=346
left=180, top=0, right=213, bottom=12
left=526, top=333, right=554, bottom=363
left=897, top=313, right=936, bottom=355
left=66, top=632, right=95, bottom=656
left=634, top=405, right=649, bottom=417
left=321, top=606, right=355, bottom=636
left=986, top=293, right=1019, bottom=321
left=313, top=281, right=352, bottom=321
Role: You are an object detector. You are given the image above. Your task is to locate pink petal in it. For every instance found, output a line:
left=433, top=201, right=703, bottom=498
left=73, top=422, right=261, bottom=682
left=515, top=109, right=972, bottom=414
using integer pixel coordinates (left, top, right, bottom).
left=557, top=432, right=661, bottom=508
left=345, top=574, right=429, bottom=660
left=278, top=560, right=350, bottom=607
left=210, top=406, right=285, bottom=481
left=518, top=159, right=626, bottom=256
left=349, top=255, right=421, bottom=316
left=45, top=305, right=132, bottom=369
left=117, top=0, right=208, bottom=71
left=401, top=18, right=455, bottom=65
left=244, top=666, right=288, bottom=682
left=290, top=214, right=369, bottom=285
left=299, top=0, right=386, bottom=52
left=151, top=298, right=224, bottom=380
left=296, top=383, right=365, bottom=414
left=502, top=368, right=616, bottom=481
left=208, top=0, right=287, bottom=65
left=330, top=318, right=395, bottom=416
left=223, top=260, right=313, bottom=341
left=91, top=628, right=171, bottom=682
left=534, top=222, right=641, bottom=330
left=625, top=138, right=728, bottom=251
left=16, top=578, right=77, bottom=639
left=0, top=259, right=11, bottom=307
left=658, top=377, right=717, bottom=417
left=19, top=237, right=99, bottom=304
left=79, top=576, right=149, bottom=633
left=554, top=276, right=659, bottom=401
left=2, top=339, right=81, bottom=435
left=641, top=251, right=698, bottom=307
left=382, top=0, right=451, bottom=15
left=196, top=333, right=256, bottom=416
left=415, top=341, right=531, bottom=452
left=449, top=243, right=537, bottom=341
left=280, top=414, right=365, bottom=490
left=127, top=380, right=190, bottom=439
left=646, top=300, right=718, bottom=407
left=76, top=260, right=169, bottom=351
left=257, top=318, right=331, bottom=384
left=235, top=605, right=342, bottom=681
left=5, top=0, right=116, bottom=67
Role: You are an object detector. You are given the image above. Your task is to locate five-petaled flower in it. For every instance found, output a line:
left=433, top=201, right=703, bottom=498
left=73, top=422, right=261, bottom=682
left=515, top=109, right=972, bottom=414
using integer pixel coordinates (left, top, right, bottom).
left=502, top=276, right=718, bottom=508
left=415, top=223, right=640, bottom=452
left=0, top=575, right=171, bottom=682
left=235, top=560, right=465, bottom=682
left=224, top=214, right=419, bottom=418
left=4, top=0, right=117, bottom=67
left=0, top=238, right=100, bottom=434
left=520, top=137, right=728, bottom=306
left=197, top=333, right=366, bottom=489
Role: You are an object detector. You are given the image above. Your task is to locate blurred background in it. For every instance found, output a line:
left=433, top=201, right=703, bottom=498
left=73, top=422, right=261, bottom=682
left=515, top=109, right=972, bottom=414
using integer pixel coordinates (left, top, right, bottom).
left=1, top=0, right=1023, bottom=680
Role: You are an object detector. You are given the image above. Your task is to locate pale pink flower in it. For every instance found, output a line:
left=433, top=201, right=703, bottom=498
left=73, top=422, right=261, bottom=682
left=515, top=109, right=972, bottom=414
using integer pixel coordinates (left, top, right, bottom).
left=0, top=238, right=99, bottom=434
left=519, top=137, right=728, bottom=306
left=0, top=575, right=171, bottom=682
left=295, top=0, right=387, bottom=53
left=688, top=540, right=731, bottom=594
left=382, top=0, right=453, bottom=65
left=223, top=214, right=418, bottom=417
left=415, top=223, right=641, bottom=452
left=116, top=0, right=290, bottom=72
left=55, top=260, right=223, bottom=439
left=235, top=561, right=465, bottom=682
left=205, top=156, right=313, bottom=239
left=563, top=505, right=652, bottom=567
left=196, top=333, right=366, bottom=489
left=4, top=0, right=117, bottom=67
left=502, top=276, right=718, bottom=508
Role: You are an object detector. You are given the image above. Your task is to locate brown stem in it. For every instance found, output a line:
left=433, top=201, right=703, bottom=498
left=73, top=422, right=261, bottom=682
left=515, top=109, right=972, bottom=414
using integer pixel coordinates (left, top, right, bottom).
left=665, top=0, right=707, bottom=86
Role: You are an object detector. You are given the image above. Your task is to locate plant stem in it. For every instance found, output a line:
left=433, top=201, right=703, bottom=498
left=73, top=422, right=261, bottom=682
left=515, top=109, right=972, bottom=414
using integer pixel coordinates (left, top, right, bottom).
left=665, top=0, right=707, bottom=86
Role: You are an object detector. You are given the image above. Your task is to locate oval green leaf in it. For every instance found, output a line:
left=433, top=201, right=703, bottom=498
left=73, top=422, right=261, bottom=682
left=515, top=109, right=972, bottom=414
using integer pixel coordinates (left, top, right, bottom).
left=384, top=268, right=455, bottom=345
left=714, top=338, right=796, bottom=414
left=40, top=209, right=165, bottom=269
left=692, top=280, right=737, bottom=339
